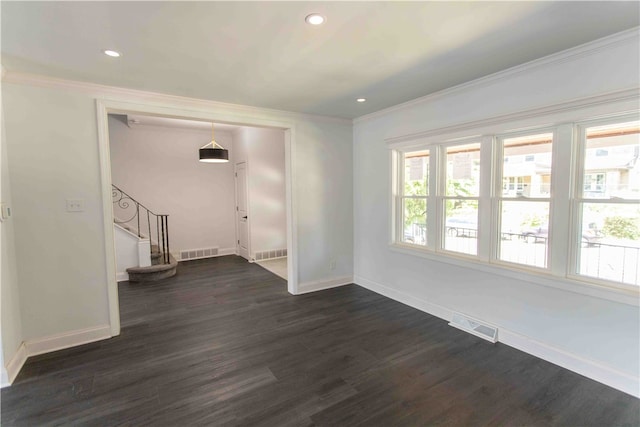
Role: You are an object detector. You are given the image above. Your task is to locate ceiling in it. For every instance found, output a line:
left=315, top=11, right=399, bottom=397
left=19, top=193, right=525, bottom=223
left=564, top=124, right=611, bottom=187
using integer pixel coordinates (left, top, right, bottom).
left=2, top=2, right=638, bottom=119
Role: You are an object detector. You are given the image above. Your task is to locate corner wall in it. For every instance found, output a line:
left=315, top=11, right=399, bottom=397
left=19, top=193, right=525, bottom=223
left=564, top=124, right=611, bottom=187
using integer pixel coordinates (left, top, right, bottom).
left=2, top=85, right=111, bottom=342
left=233, top=126, right=287, bottom=259
left=1, top=84, right=23, bottom=382
left=353, top=31, right=640, bottom=395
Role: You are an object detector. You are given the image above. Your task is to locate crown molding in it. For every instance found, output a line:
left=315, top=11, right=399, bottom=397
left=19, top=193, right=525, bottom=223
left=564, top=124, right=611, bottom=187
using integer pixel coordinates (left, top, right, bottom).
left=1, top=72, right=352, bottom=126
left=355, top=27, right=640, bottom=124
left=385, top=87, right=640, bottom=147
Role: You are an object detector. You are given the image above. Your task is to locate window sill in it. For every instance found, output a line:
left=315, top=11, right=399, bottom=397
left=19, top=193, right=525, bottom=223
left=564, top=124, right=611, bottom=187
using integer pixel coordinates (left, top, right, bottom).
left=389, top=242, right=639, bottom=306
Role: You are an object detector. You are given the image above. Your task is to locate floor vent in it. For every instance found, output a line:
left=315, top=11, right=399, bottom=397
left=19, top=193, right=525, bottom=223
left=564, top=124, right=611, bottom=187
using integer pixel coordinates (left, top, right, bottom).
left=179, top=247, right=219, bottom=261
left=254, top=248, right=287, bottom=261
left=449, top=313, right=498, bottom=343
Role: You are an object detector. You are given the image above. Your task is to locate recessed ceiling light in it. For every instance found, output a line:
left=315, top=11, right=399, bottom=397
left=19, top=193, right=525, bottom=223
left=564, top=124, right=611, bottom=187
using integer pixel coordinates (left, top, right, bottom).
left=103, top=49, right=121, bottom=58
left=305, top=14, right=325, bottom=25
left=357, top=98, right=367, bottom=103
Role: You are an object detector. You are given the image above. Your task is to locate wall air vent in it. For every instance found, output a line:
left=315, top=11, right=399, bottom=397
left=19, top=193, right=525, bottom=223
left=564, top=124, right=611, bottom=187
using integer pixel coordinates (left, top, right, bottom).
left=254, top=248, right=287, bottom=261
left=179, top=247, right=219, bottom=261
left=449, top=312, right=498, bottom=343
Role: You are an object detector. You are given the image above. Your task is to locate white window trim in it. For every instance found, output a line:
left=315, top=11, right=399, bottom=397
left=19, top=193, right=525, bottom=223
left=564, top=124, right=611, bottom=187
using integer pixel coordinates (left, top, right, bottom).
left=439, top=141, right=483, bottom=258
left=387, top=95, right=640, bottom=306
left=389, top=242, right=638, bottom=306
left=569, top=114, right=640, bottom=286
left=494, top=127, right=557, bottom=271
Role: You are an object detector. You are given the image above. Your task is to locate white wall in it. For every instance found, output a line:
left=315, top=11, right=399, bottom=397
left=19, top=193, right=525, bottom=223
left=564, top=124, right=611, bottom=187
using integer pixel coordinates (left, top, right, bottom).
left=2, top=85, right=111, bottom=342
left=114, top=225, right=150, bottom=281
left=296, top=122, right=353, bottom=282
left=233, top=126, right=287, bottom=258
left=109, top=117, right=236, bottom=256
left=1, top=86, right=23, bottom=373
left=353, top=32, right=640, bottom=393
left=0, top=75, right=354, bottom=346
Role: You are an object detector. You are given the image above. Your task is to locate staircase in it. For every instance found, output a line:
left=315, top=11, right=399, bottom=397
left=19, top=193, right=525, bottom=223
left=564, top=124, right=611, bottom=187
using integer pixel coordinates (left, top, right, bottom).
left=112, top=185, right=177, bottom=282
left=126, top=244, right=178, bottom=282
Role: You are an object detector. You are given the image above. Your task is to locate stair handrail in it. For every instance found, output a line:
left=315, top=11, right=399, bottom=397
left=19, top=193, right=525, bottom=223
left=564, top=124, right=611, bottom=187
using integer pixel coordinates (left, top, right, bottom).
left=112, top=184, right=171, bottom=264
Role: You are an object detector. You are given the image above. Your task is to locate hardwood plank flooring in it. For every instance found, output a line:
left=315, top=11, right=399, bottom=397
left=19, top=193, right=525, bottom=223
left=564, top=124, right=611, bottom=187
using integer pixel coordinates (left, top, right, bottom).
left=2, top=256, right=638, bottom=426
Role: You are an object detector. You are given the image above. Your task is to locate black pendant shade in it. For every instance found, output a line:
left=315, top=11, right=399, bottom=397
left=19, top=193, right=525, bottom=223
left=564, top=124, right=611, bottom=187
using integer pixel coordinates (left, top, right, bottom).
left=199, top=145, right=229, bottom=163
left=199, top=123, right=229, bottom=163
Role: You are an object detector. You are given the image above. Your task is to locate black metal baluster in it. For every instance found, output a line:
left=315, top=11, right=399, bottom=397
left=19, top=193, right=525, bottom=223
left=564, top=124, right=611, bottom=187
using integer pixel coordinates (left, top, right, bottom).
left=164, top=215, right=171, bottom=264
left=160, top=216, right=166, bottom=264
left=112, top=184, right=170, bottom=265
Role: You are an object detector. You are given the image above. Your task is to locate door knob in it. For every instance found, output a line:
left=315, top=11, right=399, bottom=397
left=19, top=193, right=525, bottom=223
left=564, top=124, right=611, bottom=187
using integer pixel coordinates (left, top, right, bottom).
left=242, top=216, right=248, bottom=219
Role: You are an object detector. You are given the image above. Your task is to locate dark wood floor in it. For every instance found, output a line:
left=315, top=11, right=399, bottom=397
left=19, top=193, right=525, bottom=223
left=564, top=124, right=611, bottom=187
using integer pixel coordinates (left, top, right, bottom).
left=2, top=256, right=638, bottom=426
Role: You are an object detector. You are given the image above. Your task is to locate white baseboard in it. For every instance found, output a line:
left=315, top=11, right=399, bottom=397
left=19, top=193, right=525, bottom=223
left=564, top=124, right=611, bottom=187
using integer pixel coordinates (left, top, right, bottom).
left=2, top=325, right=112, bottom=388
left=218, top=247, right=237, bottom=257
left=116, top=272, right=129, bottom=282
left=25, top=325, right=112, bottom=357
left=2, top=343, right=28, bottom=388
left=297, top=275, right=353, bottom=294
left=354, top=275, right=639, bottom=398
left=355, top=275, right=452, bottom=321
left=1, top=366, right=8, bottom=388
left=499, top=329, right=639, bottom=398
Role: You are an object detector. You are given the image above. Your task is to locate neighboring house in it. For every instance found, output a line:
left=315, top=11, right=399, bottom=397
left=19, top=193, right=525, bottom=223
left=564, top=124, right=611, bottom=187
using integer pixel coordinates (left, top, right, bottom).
left=502, top=130, right=639, bottom=198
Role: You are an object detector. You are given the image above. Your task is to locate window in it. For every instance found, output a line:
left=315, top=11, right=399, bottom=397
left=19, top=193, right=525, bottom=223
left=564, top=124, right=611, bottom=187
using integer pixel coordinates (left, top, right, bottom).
left=400, top=150, right=429, bottom=246
left=584, top=173, right=606, bottom=194
left=391, top=110, right=640, bottom=292
left=443, top=143, right=481, bottom=256
left=502, top=176, right=525, bottom=194
left=574, top=120, right=640, bottom=285
left=498, top=133, right=553, bottom=269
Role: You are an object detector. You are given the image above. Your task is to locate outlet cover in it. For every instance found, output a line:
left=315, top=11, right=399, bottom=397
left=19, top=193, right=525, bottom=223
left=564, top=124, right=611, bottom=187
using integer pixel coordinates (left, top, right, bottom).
left=66, top=199, right=84, bottom=212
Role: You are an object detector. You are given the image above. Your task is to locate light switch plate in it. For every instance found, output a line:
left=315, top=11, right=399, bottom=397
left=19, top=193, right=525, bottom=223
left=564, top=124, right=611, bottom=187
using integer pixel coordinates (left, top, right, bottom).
left=66, top=199, right=84, bottom=212
left=0, top=203, right=10, bottom=222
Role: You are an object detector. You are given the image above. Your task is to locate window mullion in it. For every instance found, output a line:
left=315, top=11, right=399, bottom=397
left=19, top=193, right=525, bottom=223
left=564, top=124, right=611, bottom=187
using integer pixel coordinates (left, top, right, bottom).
left=427, top=146, right=439, bottom=250
left=490, top=137, right=504, bottom=262
left=477, top=136, right=493, bottom=261
left=391, top=150, right=401, bottom=244
left=549, top=124, right=574, bottom=276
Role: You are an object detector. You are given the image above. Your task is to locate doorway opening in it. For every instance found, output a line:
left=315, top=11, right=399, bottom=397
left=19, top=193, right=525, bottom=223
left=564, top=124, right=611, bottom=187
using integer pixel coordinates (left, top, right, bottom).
left=97, top=100, right=297, bottom=336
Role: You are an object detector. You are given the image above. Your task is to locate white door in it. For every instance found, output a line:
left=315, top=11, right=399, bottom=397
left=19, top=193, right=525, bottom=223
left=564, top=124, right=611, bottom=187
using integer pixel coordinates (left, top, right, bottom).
left=235, top=163, right=250, bottom=260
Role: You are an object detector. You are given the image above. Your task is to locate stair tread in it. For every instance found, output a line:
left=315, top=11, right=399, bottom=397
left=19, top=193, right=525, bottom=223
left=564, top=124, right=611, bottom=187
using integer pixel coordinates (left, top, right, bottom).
left=127, top=255, right=177, bottom=274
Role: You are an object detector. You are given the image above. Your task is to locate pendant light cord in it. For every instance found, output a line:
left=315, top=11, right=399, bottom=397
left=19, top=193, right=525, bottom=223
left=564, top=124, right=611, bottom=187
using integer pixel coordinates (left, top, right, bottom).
left=200, top=123, right=225, bottom=149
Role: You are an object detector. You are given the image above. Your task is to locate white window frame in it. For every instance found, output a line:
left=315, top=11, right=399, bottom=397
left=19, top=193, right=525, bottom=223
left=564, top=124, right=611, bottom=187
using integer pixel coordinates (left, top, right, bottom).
left=394, top=137, right=491, bottom=260
left=438, top=140, right=484, bottom=258
left=568, top=114, right=640, bottom=287
left=394, top=148, right=431, bottom=248
left=492, top=127, right=557, bottom=272
left=389, top=108, right=640, bottom=302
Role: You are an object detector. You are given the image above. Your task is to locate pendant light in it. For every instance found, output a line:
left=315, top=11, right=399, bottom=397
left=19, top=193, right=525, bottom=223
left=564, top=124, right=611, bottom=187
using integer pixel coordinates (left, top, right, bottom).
left=199, top=123, right=229, bottom=163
